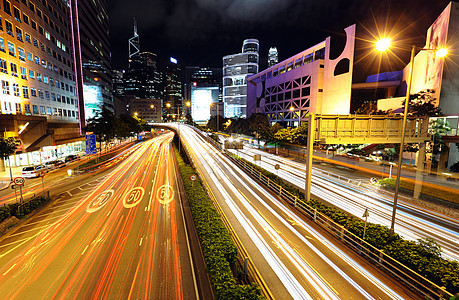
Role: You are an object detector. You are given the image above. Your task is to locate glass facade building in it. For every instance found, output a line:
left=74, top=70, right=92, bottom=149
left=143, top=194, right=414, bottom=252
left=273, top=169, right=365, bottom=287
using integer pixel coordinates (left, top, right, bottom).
left=268, top=47, right=278, bottom=67
left=223, top=39, right=259, bottom=118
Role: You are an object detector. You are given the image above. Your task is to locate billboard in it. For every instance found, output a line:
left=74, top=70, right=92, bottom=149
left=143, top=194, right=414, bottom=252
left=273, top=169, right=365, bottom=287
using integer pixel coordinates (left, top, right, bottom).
left=83, top=84, right=103, bottom=120
left=191, top=86, right=219, bottom=122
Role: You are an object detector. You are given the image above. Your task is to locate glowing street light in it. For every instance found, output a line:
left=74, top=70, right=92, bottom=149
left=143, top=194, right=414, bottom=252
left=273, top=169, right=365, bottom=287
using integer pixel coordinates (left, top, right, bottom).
left=376, top=40, right=447, bottom=236
left=166, top=103, right=171, bottom=108
left=186, top=101, right=191, bottom=107
left=375, top=38, right=391, bottom=52
left=436, top=48, right=448, bottom=57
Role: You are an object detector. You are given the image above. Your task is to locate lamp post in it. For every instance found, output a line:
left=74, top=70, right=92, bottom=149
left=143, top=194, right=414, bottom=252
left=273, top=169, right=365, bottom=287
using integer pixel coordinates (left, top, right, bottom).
left=377, top=40, right=447, bottom=236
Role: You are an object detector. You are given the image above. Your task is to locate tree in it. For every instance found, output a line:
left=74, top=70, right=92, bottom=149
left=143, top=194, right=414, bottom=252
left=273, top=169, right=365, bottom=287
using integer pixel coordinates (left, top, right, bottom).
left=226, top=118, right=250, bottom=135
left=355, top=101, right=394, bottom=115
left=430, top=119, right=450, bottom=156
left=85, top=106, right=117, bottom=152
left=291, top=122, right=308, bottom=145
left=248, top=113, right=269, bottom=147
left=407, top=90, right=441, bottom=117
left=0, top=137, right=17, bottom=180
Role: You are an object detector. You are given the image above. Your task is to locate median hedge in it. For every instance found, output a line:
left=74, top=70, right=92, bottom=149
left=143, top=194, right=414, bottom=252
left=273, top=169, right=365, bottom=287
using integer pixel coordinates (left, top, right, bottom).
left=174, top=146, right=264, bottom=300
left=235, top=155, right=459, bottom=295
left=0, top=195, right=51, bottom=223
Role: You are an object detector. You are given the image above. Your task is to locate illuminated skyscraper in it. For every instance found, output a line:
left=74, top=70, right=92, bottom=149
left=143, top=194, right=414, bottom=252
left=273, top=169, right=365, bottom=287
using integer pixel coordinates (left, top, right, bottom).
left=73, top=0, right=113, bottom=120
left=268, top=47, right=278, bottom=67
left=223, top=39, right=259, bottom=118
left=164, top=57, right=182, bottom=121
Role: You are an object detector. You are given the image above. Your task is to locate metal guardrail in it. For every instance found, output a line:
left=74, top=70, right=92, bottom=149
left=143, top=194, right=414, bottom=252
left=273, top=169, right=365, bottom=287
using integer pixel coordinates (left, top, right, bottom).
left=178, top=128, right=274, bottom=300
left=225, top=153, right=453, bottom=300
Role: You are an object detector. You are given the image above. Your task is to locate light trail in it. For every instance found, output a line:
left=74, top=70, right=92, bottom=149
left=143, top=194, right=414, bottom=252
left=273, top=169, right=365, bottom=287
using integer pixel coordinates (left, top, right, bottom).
left=233, top=146, right=459, bottom=260
left=0, top=132, right=197, bottom=299
left=171, top=124, right=409, bottom=299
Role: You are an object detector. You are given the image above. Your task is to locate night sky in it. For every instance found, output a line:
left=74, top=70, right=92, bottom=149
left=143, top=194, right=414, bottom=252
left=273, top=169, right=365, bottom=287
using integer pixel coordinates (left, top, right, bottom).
left=108, top=0, right=452, bottom=72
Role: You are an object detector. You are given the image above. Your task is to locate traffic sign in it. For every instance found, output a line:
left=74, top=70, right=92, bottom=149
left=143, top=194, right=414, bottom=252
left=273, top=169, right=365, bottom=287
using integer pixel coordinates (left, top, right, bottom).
left=190, top=174, right=197, bottom=181
left=13, top=177, right=25, bottom=186
left=40, top=171, right=45, bottom=178
left=85, top=134, right=97, bottom=154
left=362, top=208, right=369, bottom=218
left=275, top=164, right=280, bottom=170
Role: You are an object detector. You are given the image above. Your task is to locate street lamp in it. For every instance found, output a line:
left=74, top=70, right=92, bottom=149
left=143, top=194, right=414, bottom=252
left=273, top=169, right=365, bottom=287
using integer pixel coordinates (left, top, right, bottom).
left=377, top=40, right=447, bottom=236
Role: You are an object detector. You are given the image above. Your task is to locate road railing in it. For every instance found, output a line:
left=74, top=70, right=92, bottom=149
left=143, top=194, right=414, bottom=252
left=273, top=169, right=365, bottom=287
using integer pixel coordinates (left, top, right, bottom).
left=224, top=153, right=453, bottom=300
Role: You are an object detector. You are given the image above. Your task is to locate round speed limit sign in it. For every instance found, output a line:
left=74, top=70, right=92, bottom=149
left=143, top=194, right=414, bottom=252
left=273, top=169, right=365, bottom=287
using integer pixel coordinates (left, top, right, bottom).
left=13, top=177, right=25, bottom=186
left=190, top=174, right=197, bottom=181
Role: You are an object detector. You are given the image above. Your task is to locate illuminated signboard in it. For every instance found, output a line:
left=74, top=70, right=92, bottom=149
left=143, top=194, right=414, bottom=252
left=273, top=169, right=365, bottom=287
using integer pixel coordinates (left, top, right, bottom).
left=170, top=57, right=177, bottom=64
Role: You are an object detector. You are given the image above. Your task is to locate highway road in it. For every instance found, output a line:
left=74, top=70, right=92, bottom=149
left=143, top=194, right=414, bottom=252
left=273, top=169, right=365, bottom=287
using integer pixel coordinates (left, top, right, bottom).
left=174, top=124, right=416, bottom=300
left=230, top=145, right=459, bottom=261
left=0, top=132, right=198, bottom=299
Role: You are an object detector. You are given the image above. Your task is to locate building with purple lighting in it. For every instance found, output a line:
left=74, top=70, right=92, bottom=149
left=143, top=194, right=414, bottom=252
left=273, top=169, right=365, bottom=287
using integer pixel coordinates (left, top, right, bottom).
left=246, top=25, right=356, bottom=127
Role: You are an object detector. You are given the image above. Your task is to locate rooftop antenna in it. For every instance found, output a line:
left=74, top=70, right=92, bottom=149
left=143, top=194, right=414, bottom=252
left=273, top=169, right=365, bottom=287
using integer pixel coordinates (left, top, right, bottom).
left=129, top=17, right=140, bottom=60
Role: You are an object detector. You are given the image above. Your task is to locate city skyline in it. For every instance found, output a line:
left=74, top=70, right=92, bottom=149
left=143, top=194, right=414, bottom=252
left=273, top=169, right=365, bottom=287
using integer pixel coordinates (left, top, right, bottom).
left=108, top=0, right=451, bottom=72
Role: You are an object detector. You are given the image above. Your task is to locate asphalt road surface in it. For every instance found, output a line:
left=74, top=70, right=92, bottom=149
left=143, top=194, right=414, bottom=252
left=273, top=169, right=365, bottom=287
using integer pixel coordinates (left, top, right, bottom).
left=0, top=132, right=198, bottom=299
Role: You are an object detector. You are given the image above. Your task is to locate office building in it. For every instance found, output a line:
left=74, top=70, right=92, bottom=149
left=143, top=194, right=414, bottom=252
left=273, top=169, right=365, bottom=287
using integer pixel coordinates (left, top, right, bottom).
left=223, top=39, right=259, bottom=118
left=0, top=0, right=83, bottom=167
left=130, top=98, right=162, bottom=123
left=164, top=57, right=182, bottom=121
left=75, top=0, right=113, bottom=120
left=268, top=47, right=278, bottom=67
left=124, top=51, right=163, bottom=100
left=184, top=67, right=222, bottom=123
left=247, top=25, right=355, bottom=126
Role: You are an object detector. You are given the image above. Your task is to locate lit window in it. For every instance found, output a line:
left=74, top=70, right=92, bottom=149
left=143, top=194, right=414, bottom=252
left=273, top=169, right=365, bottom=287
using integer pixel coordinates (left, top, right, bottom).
left=2, top=80, right=10, bottom=94
left=13, top=6, right=21, bottom=22
left=18, top=47, right=25, bottom=61
left=16, top=27, right=23, bottom=41
left=13, top=83, right=20, bottom=96
left=15, top=103, right=22, bottom=114
left=8, top=42, right=15, bottom=56
left=20, top=66, right=26, bottom=79
left=22, top=86, right=29, bottom=98
left=0, top=59, right=7, bottom=73
left=5, top=20, right=13, bottom=36
left=10, top=63, right=18, bottom=76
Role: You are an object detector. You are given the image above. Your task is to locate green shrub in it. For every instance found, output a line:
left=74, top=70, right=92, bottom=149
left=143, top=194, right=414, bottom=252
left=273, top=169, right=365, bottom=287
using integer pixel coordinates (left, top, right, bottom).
left=0, top=206, right=10, bottom=222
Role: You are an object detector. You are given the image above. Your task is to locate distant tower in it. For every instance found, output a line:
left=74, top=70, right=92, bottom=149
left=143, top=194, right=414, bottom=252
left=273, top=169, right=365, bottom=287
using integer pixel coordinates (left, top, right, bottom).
left=129, top=18, right=140, bottom=60
left=223, top=39, right=259, bottom=118
left=268, top=47, right=278, bottom=67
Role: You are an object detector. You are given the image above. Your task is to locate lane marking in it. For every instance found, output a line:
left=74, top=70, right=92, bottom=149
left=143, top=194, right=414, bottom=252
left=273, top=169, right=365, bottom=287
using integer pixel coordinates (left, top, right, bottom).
left=2, top=263, right=16, bottom=276
left=81, top=245, right=89, bottom=255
